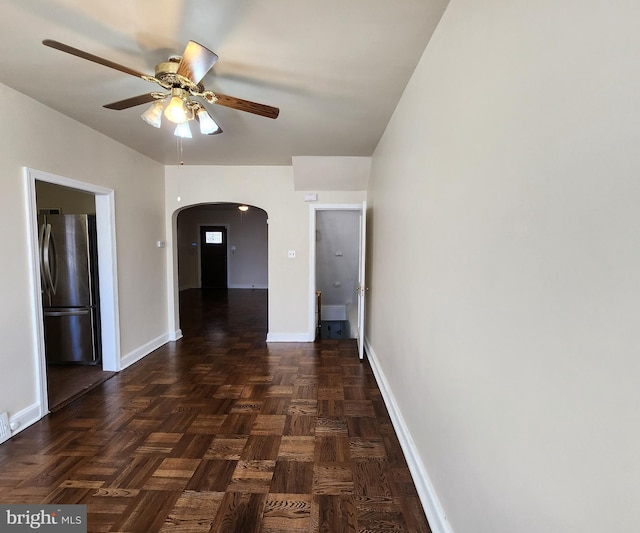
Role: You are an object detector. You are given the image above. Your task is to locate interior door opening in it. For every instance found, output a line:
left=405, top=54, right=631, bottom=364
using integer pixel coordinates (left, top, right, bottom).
left=26, top=168, right=120, bottom=417
left=200, top=225, right=228, bottom=289
left=311, top=203, right=367, bottom=358
left=173, top=203, right=269, bottom=340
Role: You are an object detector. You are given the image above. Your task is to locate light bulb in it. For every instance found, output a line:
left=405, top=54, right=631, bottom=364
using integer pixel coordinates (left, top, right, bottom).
left=164, top=96, right=187, bottom=123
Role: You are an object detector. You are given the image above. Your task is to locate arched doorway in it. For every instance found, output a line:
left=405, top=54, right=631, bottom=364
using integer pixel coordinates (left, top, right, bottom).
left=173, top=203, right=269, bottom=337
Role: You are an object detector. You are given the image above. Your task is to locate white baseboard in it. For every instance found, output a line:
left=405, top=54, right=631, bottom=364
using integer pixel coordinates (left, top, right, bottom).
left=227, top=284, right=268, bottom=289
left=266, top=332, right=314, bottom=342
left=120, top=332, right=170, bottom=370
left=364, top=337, right=453, bottom=533
left=169, top=329, right=183, bottom=342
left=7, top=402, right=41, bottom=439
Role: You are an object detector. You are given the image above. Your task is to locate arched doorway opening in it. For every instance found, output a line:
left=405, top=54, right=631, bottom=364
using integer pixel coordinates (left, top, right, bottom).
left=173, top=202, right=269, bottom=338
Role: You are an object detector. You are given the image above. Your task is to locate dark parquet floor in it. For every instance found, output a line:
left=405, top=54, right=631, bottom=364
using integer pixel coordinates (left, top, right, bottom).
left=0, top=289, right=431, bottom=532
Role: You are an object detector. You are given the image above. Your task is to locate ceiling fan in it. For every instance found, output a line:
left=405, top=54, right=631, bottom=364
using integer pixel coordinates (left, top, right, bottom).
left=42, top=39, right=279, bottom=137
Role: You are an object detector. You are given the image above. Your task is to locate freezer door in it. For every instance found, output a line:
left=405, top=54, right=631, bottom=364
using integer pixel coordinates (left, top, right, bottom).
left=47, top=215, right=96, bottom=308
left=44, top=308, right=98, bottom=363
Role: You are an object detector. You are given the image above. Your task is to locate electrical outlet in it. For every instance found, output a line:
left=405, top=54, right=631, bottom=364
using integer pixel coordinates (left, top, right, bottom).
left=0, top=412, right=11, bottom=444
left=288, top=250, right=296, bottom=259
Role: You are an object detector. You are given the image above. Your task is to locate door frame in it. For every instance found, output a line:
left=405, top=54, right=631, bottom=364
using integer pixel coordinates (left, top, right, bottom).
left=25, top=168, right=121, bottom=416
left=309, top=203, right=366, bottom=357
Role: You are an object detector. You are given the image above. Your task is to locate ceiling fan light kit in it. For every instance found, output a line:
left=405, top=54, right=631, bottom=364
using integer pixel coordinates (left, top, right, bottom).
left=196, top=107, right=219, bottom=134
left=41, top=38, right=279, bottom=140
left=174, top=121, right=192, bottom=139
left=140, top=100, right=163, bottom=128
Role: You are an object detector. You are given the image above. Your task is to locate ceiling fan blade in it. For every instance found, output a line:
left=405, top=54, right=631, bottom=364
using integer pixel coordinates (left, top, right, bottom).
left=213, top=93, right=280, bottom=119
left=104, top=93, right=160, bottom=110
left=176, top=41, right=218, bottom=85
left=42, top=39, right=149, bottom=79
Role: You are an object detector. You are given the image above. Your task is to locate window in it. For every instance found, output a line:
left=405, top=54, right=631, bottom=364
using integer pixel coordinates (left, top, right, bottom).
left=205, top=231, right=223, bottom=244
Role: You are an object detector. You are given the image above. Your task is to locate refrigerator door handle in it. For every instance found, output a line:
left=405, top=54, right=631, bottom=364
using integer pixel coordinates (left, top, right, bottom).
left=43, top=223, right=57, bottom=295
left=38, top=223, right=48, bottom=294
left=45, top=309, right=90, bottom=317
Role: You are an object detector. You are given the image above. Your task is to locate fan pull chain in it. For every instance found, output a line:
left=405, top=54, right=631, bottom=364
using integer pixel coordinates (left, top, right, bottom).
left=176, top=137, right=183, bottom=202
left=177, top=136, right=185, bottom=166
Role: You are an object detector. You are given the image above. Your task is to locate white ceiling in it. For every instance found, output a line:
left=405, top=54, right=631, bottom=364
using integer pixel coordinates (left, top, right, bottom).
left=0, top=0, right=448, bottom=166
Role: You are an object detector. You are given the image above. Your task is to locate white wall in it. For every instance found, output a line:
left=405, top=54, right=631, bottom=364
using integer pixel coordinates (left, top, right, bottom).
left=177, top=204, right=268, bottom=290
left=367, top=1, right=640, bottom=532
left=0, top=83, right=167, bottom=428
left=165, top=165, right=365, bottom=341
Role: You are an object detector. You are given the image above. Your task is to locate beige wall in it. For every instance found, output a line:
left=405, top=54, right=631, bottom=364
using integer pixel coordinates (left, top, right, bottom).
left=165, top=165, right=365, bottom=340
left=0, top=83, right=166, bottom=424
left=367, top=1, right=640, bottom=532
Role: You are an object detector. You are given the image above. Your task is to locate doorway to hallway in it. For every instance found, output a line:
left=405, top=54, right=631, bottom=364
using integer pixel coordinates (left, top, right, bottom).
left=175, top=203, right=269, bottom=338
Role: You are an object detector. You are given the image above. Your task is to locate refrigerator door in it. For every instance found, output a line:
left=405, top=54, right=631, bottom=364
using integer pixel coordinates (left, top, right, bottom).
left=47, top=214, right=96, bottom=308
left=44, top=308, right=99, bottom=363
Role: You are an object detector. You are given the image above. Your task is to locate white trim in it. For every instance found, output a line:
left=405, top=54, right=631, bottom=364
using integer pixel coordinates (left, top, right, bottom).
left=364, top=337, right=453, bottom=533
left=266, top=332, right=314, bottom=343
left=7, top=403, right=41, bottom=438
left=357, top=201, right=367, bottom=360
left=169, top=328, right=183, bottom=342
left=120, top=333, right=170, bottom=370
left=94, top=193, right=121, bottom=372
left=228, top=284, right=269, bottom=289
left=24, top=168, right=122, bottom=420
left=24, top=172, right=49, bottom=415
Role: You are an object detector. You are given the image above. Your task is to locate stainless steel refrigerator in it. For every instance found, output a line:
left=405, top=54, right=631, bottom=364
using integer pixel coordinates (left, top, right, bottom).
left=38, top=213, right=101, bottom=364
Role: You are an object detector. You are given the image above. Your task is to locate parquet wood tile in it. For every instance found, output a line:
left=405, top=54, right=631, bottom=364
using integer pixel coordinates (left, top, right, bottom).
left=283, top=414, right=317, bottom=436
left=270, top=461, right=314, bottom=494
left=159, top=490, right=224, bottom=532
left=261, top=493, right=312, bottom=532
left=0, top=289, right=431, bottom=532
left=277, top=436, right=315, bottom=462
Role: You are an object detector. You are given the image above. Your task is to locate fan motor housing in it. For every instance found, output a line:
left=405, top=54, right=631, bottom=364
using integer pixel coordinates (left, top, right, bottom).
left=154, top=59, right=204, bottom=91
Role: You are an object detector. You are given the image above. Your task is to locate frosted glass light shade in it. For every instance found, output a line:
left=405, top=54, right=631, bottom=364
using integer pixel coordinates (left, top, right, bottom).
left=196, top=108, right=219, bottom=134
left=141, top=100, right=164, bottom=128
left=164, top=96, right=187, bottom=123
left=174, top=121, right=192, bottom=138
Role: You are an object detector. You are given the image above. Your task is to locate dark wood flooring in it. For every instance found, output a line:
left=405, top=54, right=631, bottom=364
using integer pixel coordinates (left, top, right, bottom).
left=0, top=289, right=431, bottom=533
left=47, top=363, right=116, bottom=412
